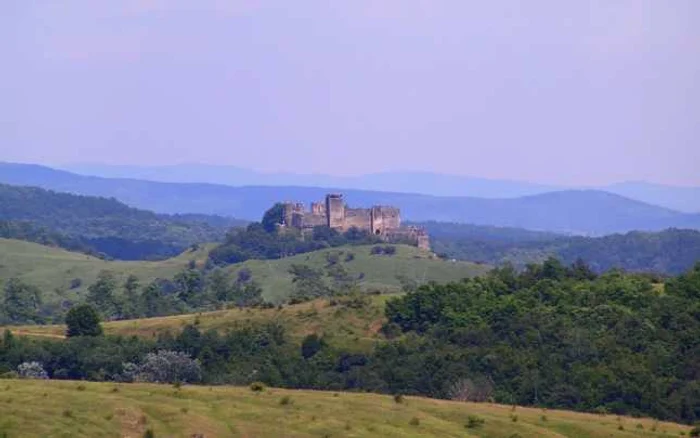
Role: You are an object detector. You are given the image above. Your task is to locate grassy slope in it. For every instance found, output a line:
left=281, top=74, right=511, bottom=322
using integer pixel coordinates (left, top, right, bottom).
left=0, top=380, right=688, bottom=438
left=0, top=239, right=489, bottom=303
left=0, top=238, right=212, bottom=302
left=9, top=297, right=389, bottom=351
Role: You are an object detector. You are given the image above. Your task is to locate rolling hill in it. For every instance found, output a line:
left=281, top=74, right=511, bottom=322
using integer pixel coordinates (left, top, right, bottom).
left=0, top=183, right=244, bottom=260
left=2, top=162, right=699, bottom=234
left=1, top=380, right=689, bottom=438
left=64, top=162, right=700, bottom=213
left=0, top=239, right=488, bottom=306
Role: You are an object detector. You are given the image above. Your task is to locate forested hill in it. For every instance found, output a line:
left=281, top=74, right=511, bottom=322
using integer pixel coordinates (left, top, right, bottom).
left=0, top=184, right=244, bottom=260
left=2, top=162, right=699, bottom=235
left=424, top=222, right=700, bottom=275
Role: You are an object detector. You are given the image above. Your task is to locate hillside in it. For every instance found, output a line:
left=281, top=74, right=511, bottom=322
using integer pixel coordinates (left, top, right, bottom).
left=8, top=297, right=388, bottom=352
left=0, top=239, right=487, bottom=306
left=2, top=163, right=699, bottom=234
left=425, top=224, right=700, bottom=274
left=0, top=183, right=243, bottom=260
left=1, top=380, right=689, bottom=438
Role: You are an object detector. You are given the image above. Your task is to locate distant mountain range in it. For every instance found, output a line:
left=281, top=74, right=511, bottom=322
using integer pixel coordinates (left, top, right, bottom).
left=1, top=162, right=699, bottom=235
left=62, top=163, right=700, bottom=213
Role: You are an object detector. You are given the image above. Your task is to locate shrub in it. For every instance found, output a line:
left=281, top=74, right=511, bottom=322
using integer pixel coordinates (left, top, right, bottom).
left=466, top=415, right=485, bottom=429
left=122, top=350, right=202, bottom=384
left=409, top=417, right=420, bottom=426
left=689, top=426, right=700, bottom=437
left=250, top=381, right=266, bottom=393
left=279, top=396, right=292, bottom=406
left=393, top=394, right=405, bottom=404
left=143, top=429, right=155, bottom=438
left=69, top=278, right=82, bottom=289
left=510, top=414, right=518, bottom=422
left=17, top=361, right=48, bottom=379
left=62, top=409, right=73, bottom=418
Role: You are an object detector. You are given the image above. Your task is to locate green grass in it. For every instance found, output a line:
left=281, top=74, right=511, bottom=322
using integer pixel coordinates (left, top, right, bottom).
left=0, top=380, right=689, bottom=438
left=8, top=296, right=389, bottom=351
left=227, top=244, right=490, bottom=303
left=0, top=239, right=489, bottom=304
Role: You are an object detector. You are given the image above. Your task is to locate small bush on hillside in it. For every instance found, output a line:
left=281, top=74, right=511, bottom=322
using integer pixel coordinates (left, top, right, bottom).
left=69, top=278, right=82, bottom=289
left=17, top=361, right=48, bottom=379
left=689, top=426, right=700, bottom=437
left=279, top=396, right=292, bottom=406
left=466, top=415, right=485, bottom=429
left=409, top=417, right=420, bottom=426
left=393, top=394, right=405, bottom=404
left=250, top=381, right=266, bottom=393
left=143, top=429, right=155, bottom=438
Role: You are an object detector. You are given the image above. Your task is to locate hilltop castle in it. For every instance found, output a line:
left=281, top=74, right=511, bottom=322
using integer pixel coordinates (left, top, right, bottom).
left=279, top=194, right=430, bottom=250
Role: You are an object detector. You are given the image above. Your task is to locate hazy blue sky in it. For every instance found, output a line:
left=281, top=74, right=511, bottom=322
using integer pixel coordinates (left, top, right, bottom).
left=2, top=1, right=699, bottom=185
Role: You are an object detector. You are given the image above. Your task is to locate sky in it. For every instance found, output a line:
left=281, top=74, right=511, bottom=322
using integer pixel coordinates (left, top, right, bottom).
left=2, top=1, right=699, bottom=186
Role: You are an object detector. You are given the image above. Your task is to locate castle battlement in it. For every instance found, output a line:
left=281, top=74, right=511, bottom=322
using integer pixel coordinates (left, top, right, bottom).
left=279, top=194, right=429, bottom=250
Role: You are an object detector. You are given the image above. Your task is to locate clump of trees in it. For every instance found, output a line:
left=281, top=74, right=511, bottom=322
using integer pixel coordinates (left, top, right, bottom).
left=122, top=350, right=202, bottom=384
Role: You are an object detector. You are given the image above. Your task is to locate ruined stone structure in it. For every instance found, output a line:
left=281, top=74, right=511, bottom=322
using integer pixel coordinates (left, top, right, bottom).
left=279, top=194, right=430, bottom=250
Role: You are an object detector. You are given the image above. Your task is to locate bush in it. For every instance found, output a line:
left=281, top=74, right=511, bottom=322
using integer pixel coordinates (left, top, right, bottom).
left=690, top=426, right=700, bottom=437
left=279, top=396, right=292, bottom=405
left=122, top=350, right=202, bottom=384
left=466, top=415, right=485, bottom=429
left=393, top=394, right=405, bottom=404
left=409, top=417, right=420, bottom=426
left=250, top=381, right=266, bottom=393
left=17, top=361, right=48, bottom=379
left=143, top=429, right=155, bottom=438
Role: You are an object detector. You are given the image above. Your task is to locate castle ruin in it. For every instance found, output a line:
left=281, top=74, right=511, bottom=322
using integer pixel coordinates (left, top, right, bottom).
left=279, top=194, right=430, bottom=250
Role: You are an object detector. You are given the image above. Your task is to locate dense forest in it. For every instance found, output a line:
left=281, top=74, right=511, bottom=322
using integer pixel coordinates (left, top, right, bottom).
left=1, top=261, right=699, bottom=423
left=423, top=221, right=700, bottom=274
left=0, top=184, right=244, bottom=260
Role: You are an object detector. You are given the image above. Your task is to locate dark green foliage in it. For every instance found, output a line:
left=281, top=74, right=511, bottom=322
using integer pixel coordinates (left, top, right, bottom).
left=466, top=415, right=485, bottom=429
left=86, top=271, right=119, bottom=318
left=261, top=203, right=285, bottom=233
left=301, top=334, right=325, bottom=359
left=209, top=223, right=380, bottom=266
left=382, top=262, right=700, bottom=423
left=65, top=304, right=103, bottom=337
left=690, top=426, right=700, bottom=437
left=370, top=245, right=396, bottom=256
left=1, top=278, right=43, bottom=324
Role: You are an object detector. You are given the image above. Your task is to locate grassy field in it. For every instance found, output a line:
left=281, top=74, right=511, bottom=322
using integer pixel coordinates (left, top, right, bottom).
left=0, top=239, right=489, bottom=303
left=8, top=297, right=389, bottom=350
left=0, top=379, right=689, bottom=438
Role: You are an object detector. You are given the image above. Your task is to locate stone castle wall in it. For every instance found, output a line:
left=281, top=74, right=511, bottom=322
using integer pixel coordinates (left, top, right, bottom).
left=280, top=194, right=429, bottom=250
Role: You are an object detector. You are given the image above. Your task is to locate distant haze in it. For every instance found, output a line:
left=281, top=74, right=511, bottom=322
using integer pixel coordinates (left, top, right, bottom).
left=3, top=2, right=699, bottom=185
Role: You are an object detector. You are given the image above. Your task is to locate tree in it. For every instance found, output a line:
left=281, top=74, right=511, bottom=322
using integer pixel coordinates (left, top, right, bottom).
left=261, top=203, right=285, bottom=233
left=288, top=264, right=329, bottom=302
left=301, top=334, right=326, bottom=359
left=174, top=269, right=204, bottom=305
left=1, top=278, right=42, bottom=323
left=17, top=361, right=48, bottom=379
left=86, top=270, right=118, bottom=318
left=65, top=304, right=103, bottom=337
left=120, top=275, right=141, bottom=319
left=122, top=350, right=202, bottom=384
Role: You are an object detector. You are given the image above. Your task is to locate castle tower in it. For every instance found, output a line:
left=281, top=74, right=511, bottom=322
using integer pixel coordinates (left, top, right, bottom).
left=325, top=194, right=345, bottom=229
